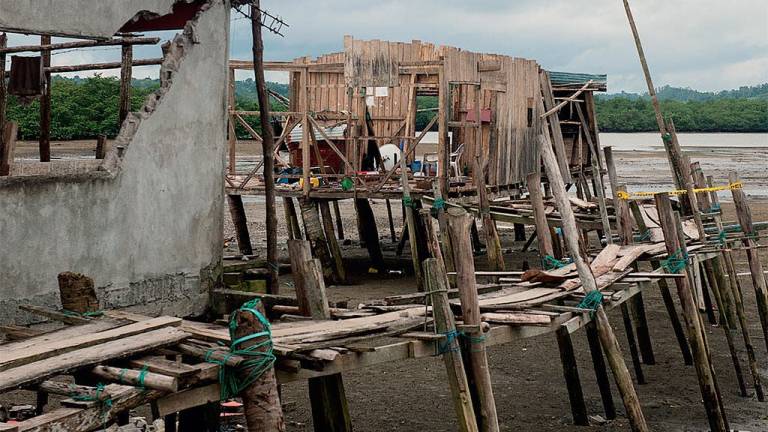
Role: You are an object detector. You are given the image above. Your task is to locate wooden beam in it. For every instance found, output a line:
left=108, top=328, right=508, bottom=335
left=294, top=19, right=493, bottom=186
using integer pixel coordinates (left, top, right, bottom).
left=118, top=41, right=132, bottom=126
left=227, top=194, right=253, bottom=256
left=0, top=37, right=160, bottom=54
left=556, top=325, right=589, bottom=426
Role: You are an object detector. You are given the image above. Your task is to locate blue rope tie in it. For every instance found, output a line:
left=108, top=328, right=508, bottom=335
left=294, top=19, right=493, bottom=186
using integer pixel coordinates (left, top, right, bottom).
left=437, top=329, right=461, bottom=355
left=637, top=229, right=651, bottom=241
left=661, top=248, right=689, bottom=274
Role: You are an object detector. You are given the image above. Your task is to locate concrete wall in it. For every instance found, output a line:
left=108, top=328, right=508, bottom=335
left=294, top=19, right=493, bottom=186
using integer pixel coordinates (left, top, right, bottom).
left=0, top=1, right=229, bottom=324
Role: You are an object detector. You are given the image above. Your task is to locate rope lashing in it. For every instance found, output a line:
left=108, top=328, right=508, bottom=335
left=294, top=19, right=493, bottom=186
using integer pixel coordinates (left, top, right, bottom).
left=542, top=255, right=566, bottom=270
left=70, top=383, right=113, bottom=425
left=661, top=248, right=689, bottom=274
left=402, top=196, right=417, bottom=208
left=717, top=230, right=727, bottom=247
left=340, top=176, right=354, bottom=191
left=136, top=364, right=150, bottom=390
left=205, top=298, right=276, bottom=400
left=662, top=132, right=673, bottom=144
left=576, top=291, right=604, bottom=317
left=617, top=182, right=743, bottom=200
left=637, top=229, right=651, bottom=241
left=437, top=329, right=461, bottom=355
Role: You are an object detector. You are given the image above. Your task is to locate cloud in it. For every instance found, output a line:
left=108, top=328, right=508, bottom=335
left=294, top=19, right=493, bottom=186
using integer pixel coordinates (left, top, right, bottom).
left=4, top=1, right=766, bottom=92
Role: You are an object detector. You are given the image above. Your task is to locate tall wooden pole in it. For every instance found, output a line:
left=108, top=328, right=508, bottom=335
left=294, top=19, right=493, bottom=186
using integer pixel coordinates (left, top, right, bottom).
left=0, top=33, right=6, bottom=167
left=251, top=1, right=279, bottom=293
left=118, top=41, right=132, bottom=126
left=538, top=131, right=648, bottom=432
left=39, top=35, right=51, bottom=162
left=446, top=207, right=499, bottom=432
left=654, top=194, right=728, bottom=431
left=525, top=172, right=554, bottom=258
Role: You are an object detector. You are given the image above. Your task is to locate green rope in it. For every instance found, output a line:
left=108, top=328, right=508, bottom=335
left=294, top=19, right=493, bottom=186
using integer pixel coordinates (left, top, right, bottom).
left=661, top=248, right=688, bottom=274
left=437, top=329, right=460, bottom=355
left=340, top=177, right=354, bottom=191
left=430, top=197, right=445, bottom=217
left=205, top=298, right=276, bottom=400
left=117, top=368, right=128, bottom=384
left=718, top=230, right=727, bottom=247
left=707, top=203, right=721, bottom=213
left=662, top=133, right=673, bottom=144
left=402, top=196, right=417, bottom=208
left=542, top=255, right=566, bottom=270
left=70, top=383, right=113, bottom=425
left=137, top=364, right=150, bottom=390
left=577, top=291, right=604, bottom=317
left=637, top=229, right=651, bottom=241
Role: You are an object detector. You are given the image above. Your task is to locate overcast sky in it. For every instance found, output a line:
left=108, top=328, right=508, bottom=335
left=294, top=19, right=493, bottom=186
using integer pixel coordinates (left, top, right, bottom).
left=6, top=0, right=767, bottom=93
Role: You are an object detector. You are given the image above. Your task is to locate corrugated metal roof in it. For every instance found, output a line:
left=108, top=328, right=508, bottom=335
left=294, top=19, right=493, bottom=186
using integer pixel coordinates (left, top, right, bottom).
left=289, top=123, right=347, bottom=142
left=548, top=71, right=607, bottom=87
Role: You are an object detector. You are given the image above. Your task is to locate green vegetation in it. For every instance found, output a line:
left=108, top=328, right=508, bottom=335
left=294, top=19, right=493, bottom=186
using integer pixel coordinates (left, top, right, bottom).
left=595, top=84, right=768, bottom=132
left=5, top=77, right=765, bottom=139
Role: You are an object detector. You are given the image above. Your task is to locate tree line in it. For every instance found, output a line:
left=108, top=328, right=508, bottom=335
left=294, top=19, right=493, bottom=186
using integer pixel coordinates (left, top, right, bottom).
left=4, top=76, right=766, bottom=140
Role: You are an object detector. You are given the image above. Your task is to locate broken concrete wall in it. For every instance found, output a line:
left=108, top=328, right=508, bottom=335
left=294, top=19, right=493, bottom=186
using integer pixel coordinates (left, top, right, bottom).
left=0, top=0, right=229, bottom=324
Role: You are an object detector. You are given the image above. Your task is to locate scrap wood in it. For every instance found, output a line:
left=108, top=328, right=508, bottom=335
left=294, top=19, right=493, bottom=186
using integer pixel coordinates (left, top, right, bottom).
left=569, top=196, right=598, bottom=210
left=18, top=305, right=91, bottom=325
left=481, top=312, right=552, bottom=326
left=613, top=243, right=665, bottom=272
left=0, top=326, right=190, bottom=392
left=0, top=316, right=181, bottom=372
left=559, top=244, right=621, bottom=291
left=0, top=319, right=121, bottom=355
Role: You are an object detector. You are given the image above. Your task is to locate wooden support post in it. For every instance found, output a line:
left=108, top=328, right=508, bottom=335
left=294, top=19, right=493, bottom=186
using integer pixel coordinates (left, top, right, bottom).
left=0, top=33, right=6, bottom=174
left=300, top=198, right=341, bottom=283
left=332, top=201, right=345, bottom=240
left=177, top=403, right=220, bottom=432
left=526, top=172, right=554, bottom=258
left=288, top=239, right=351, bottom=431
left=654, top=193, right=728, bottom=431
left=283, top=197, right=302, bottom=240
left=471, top=219, right=483, bottom=255
left=604, top=147, right=625, bottom=237
left=555, top=325, right=589, bottom=426
left=432, top=184, right=455, bottom=277
left=437, top=64, right=449, bottom=197
left=652, top=260, right=694, bottom=365
left=1, top=121, right=17, bottom=176
left=232, top=297, right=284, bottom=431
left=585, top=321, right=616, bottom=420
left=354, top=198, right=386, bottom=272
left=729, top=171, right=768, bottom=356
left=575, top=104, right=612, bottom=244
left=228, top=68, right=236, bottom=175
left=39, top=35, right=51, bottom=162
left=620, top=303, right=646, bottom=384
left=402, top=74, right=424, bottom=289
left=386, top=199, right=397, bottom=242
left=446, top=207, right=499, bottom=432
left=319, top=200, right=347, bottom=284
left=227, top=194, right=253, bottom=256
left=118, top=42, right=132, bottom=126
left=513, top=224, right=526, bottom=242
left=250, top=5, right=279, bottom=294
left=539, top=129, right=648, bottom=432
left=474, top=156, right=504, bottom=270
left=424, top=259, right=479, bottom=432
left=95, top=134, right=107, bottom=160
left=629, top=296, right=655, bottom=366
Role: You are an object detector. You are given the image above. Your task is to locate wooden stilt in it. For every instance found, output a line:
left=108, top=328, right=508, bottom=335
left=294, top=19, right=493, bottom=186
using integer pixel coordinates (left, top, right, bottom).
left=555, top=325, right=589, bottom=426
left=424, top=259, right=479, bottom=432
left=603, top=146, right=622, bottom=234
left=332, top=201, right=345, bottom=240
left=283, top=197, right=302, bottom=240
left=585, top=321, right=616, bottom=420
left=118, top=41, right=132, bottom=126
left=575, top=104, right=612, bottom=244
left=474, top=156, right=504, bottom=270
left=385, top=199, right=397, bottom=242
left=652, top=260, right=694, bottom=365
left=0, top=33, right=6, bottom=175
left=300, top=198, right=341, bottom=283
left=287, top=240, right=351, bottom=431
left=401, top=75, right=424, bottom=289
left=355, top=198, right=386, bottom=271
left=432, top=184, right=455, bottom=277
left=513, top=224, right=526, bottom=242
left=655, top=194, right=728, bottom=431
left=470, top=219, right=483, bottom=254
left=39, top=35, right=51, bottom=162
left=699, top=261, right=718, bottom=325
left=729, top=171, right=768, bottom=356
left=539, top=129, right=648, bottom=432
left=1, top=121, right=17, bottom=177
left=446, top=208, right=500, bottom=432
left=95, top=134, right=107, bottom=160
left=396, top=223, right=408, bottom=257
left=629, top=296, right=655, bottom=365
left=319, top=200, right=347, bottom=284
left=526, top=172, right=554, bottom=258
left=227, top=194, right=253, bottom=256
left=620, top=304, right=645, bottom=384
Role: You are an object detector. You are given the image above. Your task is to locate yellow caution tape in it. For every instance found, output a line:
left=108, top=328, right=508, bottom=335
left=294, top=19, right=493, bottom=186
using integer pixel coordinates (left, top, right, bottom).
left=618, top=182, right=742, bottom=200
